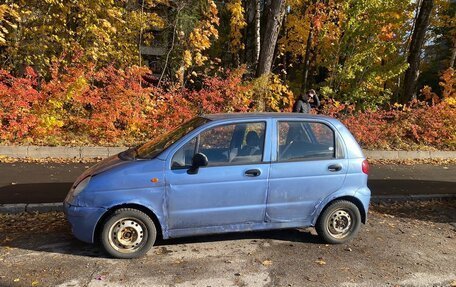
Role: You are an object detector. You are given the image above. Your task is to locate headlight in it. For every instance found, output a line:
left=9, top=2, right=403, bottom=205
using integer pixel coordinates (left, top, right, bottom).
left=73, top=176, right=91, bottom=197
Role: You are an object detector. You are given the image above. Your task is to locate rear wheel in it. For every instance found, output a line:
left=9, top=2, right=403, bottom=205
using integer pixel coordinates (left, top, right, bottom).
left=316, top=200, right=361, bottom=244
left=101, top=208, right=156, bottom=259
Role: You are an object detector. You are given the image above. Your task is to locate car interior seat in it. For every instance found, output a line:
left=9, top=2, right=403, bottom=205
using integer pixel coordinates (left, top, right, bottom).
left=239, top=131, right=261, bottom=156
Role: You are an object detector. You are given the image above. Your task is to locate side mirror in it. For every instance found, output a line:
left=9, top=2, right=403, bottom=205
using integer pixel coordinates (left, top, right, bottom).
left=187, top=153, right=208, bottom=174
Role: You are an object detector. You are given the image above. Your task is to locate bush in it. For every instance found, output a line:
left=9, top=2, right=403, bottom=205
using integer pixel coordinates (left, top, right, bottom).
left=0, top=62, right=254, bottom=146
left=320, top=99, right=456, bottom=150
left=0, top=62, right=454, bottom=150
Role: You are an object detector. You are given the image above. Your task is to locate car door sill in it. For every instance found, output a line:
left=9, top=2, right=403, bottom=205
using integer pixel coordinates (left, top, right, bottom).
left=167, top=220, right=312, bottom=239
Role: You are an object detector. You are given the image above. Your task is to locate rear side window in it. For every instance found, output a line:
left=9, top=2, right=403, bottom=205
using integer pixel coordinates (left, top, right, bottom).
left=277, top=121, right=335, bottom=161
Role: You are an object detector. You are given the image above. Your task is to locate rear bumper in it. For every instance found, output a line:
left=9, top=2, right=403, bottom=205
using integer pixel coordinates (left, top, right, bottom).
left=64, top=202, right=106, bottom=244
left=355, top=186, right=371, bottom=223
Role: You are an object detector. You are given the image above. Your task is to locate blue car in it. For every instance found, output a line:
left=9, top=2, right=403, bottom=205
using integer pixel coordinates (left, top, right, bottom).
left=64, top=113, right=370, bottom=258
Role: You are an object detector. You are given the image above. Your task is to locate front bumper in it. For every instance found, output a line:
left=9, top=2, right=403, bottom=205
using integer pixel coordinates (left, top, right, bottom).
left=64, top=202, right=107, bottom=244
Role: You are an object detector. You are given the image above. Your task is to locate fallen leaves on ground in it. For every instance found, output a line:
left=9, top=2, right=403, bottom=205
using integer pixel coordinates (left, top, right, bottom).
left=370, top=199, right=456, bottom=223
left=0, top=156, right=100, bottom=164
left=369, top=158, right=456, bottom=166
left=0, top=212, right=68, bottom=235
left=262, top=259, right=273, bottom=266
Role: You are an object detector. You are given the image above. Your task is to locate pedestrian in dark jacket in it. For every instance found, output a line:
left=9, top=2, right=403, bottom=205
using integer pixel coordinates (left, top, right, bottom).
left=293, top=89, right=320, bottom=113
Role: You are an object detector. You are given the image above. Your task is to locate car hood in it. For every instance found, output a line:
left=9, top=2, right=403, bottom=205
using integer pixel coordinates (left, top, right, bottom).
left=74, top=155, right=129, bottom=185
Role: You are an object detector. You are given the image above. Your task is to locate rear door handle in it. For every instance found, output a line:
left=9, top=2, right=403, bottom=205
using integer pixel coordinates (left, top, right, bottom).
left=328, top=164, right=342, bottom=172
left=245, top=169, right=261, bottom=177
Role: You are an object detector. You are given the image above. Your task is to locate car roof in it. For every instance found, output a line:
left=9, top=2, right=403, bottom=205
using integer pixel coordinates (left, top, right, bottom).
left=202, top=112, right=334, bottom=121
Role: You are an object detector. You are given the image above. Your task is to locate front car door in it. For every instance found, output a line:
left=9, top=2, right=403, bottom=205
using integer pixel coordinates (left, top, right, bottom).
left=165, top=119, right=272, bottom=232
left=266, top=119, right=348, bottom=224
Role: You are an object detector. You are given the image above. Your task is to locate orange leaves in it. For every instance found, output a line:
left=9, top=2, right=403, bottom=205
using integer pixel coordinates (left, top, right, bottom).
left=0, top=62, right=254, bottom=146
left=0, top=68, right=42, bottom=142
left=440, top=68, right=455, bottom=100
left=379, top=23, right=396, bottom=41
left=327, top=101, right=456, bottom=150
left=187, top=67, right=252, bottom=114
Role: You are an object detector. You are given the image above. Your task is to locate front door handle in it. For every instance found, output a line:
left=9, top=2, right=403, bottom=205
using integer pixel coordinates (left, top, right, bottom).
left=328, top=164, right=342, bottom=172
left=245, top=169, right=261, bottom=177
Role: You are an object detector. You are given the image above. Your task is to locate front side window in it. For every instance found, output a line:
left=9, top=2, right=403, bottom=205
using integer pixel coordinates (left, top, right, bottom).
left=278, top=121, right=335, bottom=161
left=171, top=122, right=266, bottom=168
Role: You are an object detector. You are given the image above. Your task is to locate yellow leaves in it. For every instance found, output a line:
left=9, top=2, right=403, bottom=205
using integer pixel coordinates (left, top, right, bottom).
left=227, top=0, right=247, bottom=53
left=100, top=19, right=117, bottom=34
left=246, top=74, right=294, bottom=112
left=315, top=259, right=327, bottom=265
left=194, top=53, right=208, bottom=67
left=40, top=115, right=64, bottom=130
left=280, top=13, right=311, bottom=57
left=0, top=4, right=19, bottom=46
left=48, top=99, right=63, bottom=109
left=183, top=50, right=192, bottom=67
left=185, top=0, right=219, bottom=68
left=444, top=97, right=456, bottom=107
left=66, top=76, right=89, bottom=101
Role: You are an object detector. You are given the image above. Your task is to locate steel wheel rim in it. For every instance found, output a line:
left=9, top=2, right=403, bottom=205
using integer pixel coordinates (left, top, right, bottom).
left=326, top=209, right=352, bottom=239
left=108, top=217, right=147, bottom=253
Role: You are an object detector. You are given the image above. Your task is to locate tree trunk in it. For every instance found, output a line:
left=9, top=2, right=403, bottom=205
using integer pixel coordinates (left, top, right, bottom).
left=449, top=42, right=456, bottom=69
left=301, top=21, right=314, bottom=91
left=401, top=0, right=434, bottom=104
left=253, top=0, right=261, bottom=66
left=256, top=0, right=286, bottom=76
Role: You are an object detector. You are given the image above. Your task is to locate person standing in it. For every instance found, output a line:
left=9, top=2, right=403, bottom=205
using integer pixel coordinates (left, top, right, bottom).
left=293, top=89, right=320, bottom=113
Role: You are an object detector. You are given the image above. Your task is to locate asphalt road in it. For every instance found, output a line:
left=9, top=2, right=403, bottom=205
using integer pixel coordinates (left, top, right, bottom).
left=1, top=201, right=455, bottom=286
left=0, top=162, right=455, bottom=204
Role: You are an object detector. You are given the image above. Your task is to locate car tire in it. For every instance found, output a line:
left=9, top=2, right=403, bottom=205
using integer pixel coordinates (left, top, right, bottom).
left=316, top=200, right=361, bottom=244
left=100, top=208, right=157, bottom=259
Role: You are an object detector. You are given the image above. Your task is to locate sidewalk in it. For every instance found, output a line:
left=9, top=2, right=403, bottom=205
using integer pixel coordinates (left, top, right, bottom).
left=0, top=162, right=455, bottom=213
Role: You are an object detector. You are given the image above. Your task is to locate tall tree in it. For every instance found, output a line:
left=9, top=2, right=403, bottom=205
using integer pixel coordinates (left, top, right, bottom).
left=301, top=19, right=314, bottom=90
left=401, top=0, right=435, bottom=103
left=0, top=0, right=165, bottom=75
left=253, top=0, right=261, bottom=66
left=256, top=0, right=286, bottom=76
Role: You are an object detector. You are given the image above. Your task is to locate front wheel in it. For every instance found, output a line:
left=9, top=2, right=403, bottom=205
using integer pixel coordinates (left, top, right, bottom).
left=316, top=200, right=361, bottom=244
left=100, top=208, right=157, bottom=259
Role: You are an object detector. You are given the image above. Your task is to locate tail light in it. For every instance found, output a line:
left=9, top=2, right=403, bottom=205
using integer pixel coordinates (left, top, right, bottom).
left=362, top=160, right=369, bottom=174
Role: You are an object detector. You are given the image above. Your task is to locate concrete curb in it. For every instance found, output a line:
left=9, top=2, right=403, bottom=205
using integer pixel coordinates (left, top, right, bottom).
left=1, top=195, right=455, bottom=214
left=0, top=203, right=63, bottom=214
left=1, top=145, right=455, bottom=160
left=370, top=194, right=456, bottom=203
left=0, top=145, right=126, bottom=159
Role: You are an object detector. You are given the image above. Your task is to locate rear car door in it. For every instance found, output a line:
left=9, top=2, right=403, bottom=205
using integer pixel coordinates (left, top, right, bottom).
left=266, top=119, right=348, bottom=223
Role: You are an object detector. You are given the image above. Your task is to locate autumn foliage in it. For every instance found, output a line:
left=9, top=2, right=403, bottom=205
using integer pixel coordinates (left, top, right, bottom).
left=1, top=62, right=455, bottom=150
left=321, top=100, right=456, bottom=150
left=0, top=62, right=253, bottom=146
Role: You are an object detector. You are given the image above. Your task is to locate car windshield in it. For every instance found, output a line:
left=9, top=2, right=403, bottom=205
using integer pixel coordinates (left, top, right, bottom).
left=134, top=117, right=210, bottom=159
